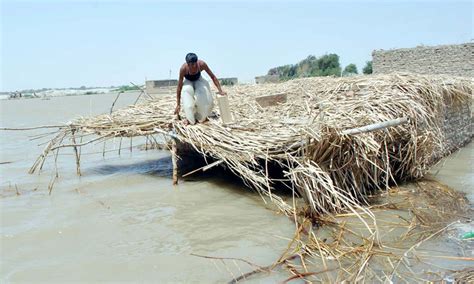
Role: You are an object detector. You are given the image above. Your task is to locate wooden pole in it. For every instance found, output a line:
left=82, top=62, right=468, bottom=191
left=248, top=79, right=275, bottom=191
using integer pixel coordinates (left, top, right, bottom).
left=342, top=117, right=409, bottom=135
left=71, top=129, right=81, bottom=176
left=110, top=91, right=123, bottom=114
left=171, top=138, right=178, bottom=185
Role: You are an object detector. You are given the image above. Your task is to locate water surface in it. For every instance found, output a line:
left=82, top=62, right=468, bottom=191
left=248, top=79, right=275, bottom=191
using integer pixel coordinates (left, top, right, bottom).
left=0, top=93, right=472, bottom=282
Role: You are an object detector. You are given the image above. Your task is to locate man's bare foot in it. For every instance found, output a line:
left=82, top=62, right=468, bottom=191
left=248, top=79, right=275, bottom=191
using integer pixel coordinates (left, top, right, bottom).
left=183, top=119, right=190, bottom=125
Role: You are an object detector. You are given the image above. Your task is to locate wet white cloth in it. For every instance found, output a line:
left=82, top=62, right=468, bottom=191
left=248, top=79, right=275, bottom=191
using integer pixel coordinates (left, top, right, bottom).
left=181, top=77, right=214, bottom=124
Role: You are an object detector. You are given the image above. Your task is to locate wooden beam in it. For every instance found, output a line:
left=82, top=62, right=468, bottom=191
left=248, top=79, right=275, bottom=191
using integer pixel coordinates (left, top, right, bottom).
left=217, top=95, right=233, bottom=124
left=171, top=138, right=178, bottom=185
left=255, top=93, right=287, bottom=108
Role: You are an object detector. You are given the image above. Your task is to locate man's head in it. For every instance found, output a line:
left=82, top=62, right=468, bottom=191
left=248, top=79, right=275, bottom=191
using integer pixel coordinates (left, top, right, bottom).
left=185, top=53, right=198, bottom=66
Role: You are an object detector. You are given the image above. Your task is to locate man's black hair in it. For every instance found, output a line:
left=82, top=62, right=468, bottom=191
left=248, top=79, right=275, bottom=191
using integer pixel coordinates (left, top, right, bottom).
left=185, top=53, right=198, bottom=63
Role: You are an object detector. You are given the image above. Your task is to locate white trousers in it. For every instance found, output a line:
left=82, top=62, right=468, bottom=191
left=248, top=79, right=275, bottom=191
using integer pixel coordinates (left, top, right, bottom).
left=181, top=77, right=214, bottom=124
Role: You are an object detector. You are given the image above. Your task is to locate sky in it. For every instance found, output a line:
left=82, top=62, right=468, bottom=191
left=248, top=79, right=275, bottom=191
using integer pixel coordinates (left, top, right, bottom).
left=0, top=0, right=472, bottom=91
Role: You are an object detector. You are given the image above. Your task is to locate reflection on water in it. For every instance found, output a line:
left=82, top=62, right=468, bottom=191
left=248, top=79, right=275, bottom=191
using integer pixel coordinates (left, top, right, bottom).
left=92, top=156, right=173, bottom=176
left=429, top=142, right=474, bottom=201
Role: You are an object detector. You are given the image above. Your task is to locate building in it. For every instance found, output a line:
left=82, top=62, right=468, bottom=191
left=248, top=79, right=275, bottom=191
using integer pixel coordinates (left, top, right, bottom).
left=372, top=43, right=473, bottom=77
left=146, top=77, right=239, bottom=94
left=145, top=80, right=178, bottom=94
left=255, top=75, right=280, bottom=84
left=218, top=77, right=238, bottom=86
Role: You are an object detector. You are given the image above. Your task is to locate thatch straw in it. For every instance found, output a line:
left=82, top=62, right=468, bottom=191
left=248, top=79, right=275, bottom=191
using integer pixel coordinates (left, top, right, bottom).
left=28, top=73, right=472, bottom=215
left=11, top=72, right=471, bottom=281
left=197, top=179, right=472, bottom=282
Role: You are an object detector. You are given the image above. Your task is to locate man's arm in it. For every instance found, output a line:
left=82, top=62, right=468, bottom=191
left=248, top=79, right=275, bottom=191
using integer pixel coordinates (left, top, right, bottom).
left=201, top=61, right=227, bottom=95
left=175, top=67, right=185, bottom=115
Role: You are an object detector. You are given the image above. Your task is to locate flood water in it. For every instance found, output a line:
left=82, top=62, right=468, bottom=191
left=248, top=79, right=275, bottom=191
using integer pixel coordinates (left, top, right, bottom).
left=0, top=93, right=295, bottom=282
left=0, top=93, right=472, bottom=282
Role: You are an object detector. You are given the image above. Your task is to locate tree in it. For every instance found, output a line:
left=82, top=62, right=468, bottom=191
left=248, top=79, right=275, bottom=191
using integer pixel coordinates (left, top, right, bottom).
left=342, top=64, right=358, bottom=76
left=266, top=53, right=342, bottom=79
left=268, top=64, right=297, bottom=79
left=363, top=61, right=373, bottom=74
left=297, top=55, right=319, bottom=77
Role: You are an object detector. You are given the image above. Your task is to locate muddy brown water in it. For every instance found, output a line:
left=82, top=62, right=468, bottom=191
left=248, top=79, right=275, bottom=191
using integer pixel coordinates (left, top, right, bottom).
left=0, top=93, right=472, bottom=282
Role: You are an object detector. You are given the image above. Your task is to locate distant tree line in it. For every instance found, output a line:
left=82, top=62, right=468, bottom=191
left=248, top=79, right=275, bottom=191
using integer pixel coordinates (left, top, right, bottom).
left=268, top=54, right=341, bottom=79
left=267, top=54, right=373, bottom=80
left=341, top=61, right=373, bottom=76
left=113, top=85, right=141, bottom=92
left=15, top=87, right=51, bottom=93
left=11, top=84, right=145, bottom=94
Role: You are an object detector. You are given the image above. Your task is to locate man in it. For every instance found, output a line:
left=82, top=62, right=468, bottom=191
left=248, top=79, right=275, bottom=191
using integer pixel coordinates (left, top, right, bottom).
left=174, top=53, right=227, bottom=124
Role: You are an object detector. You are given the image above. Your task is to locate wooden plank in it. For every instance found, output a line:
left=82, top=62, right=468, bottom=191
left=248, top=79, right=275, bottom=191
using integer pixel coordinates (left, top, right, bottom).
left=217, top=95, right=233, bottom=124
left=255, top=93, right=287, bottom=108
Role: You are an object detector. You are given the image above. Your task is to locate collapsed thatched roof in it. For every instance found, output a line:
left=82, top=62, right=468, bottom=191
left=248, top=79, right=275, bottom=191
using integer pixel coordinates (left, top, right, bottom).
left=31, top=73, right=472, bottom=215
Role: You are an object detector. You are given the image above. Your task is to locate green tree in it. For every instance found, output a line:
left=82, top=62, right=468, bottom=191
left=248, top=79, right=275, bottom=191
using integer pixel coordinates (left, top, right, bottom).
left=268, top=64, right=296, bottom=79
left=317, top=54, right=341, bottom=76
left=267, top=53, right=342, bottom=79
left=295, top=55, right=319, bottom=77
left=362, top=61, right=373, bottom=74
left=343, top=63, right=358, bottom=76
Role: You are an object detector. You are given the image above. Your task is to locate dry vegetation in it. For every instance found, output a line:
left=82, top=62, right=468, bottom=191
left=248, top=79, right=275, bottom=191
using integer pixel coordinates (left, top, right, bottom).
left=25, top=73, right=473, bottom=281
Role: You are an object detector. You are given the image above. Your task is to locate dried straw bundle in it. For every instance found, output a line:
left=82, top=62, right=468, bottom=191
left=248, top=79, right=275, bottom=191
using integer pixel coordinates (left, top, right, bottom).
left=30, top=73, right=472, bottom=215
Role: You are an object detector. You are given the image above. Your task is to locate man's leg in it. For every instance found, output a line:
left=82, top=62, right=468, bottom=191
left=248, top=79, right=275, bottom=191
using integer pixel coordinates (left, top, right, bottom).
left=194, top=77, right=214, bottom=123
left=181, top=80, right=196, bottom=124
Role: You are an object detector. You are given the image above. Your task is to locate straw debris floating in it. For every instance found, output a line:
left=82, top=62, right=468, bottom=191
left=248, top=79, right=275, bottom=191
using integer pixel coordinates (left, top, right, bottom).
left=28, top=73, right=472, bottom=216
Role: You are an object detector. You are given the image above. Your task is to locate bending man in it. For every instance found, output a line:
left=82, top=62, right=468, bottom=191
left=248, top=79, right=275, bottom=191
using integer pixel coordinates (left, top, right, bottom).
left=175, top=53, right=226, bottom=124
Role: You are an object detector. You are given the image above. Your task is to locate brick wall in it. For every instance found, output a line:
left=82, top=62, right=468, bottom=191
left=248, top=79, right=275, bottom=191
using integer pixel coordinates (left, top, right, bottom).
left=373, top=43, right=473, bottom=77
left=442, top=98, right=472, bottom=154
left=146, top=80, right=178, bottom=94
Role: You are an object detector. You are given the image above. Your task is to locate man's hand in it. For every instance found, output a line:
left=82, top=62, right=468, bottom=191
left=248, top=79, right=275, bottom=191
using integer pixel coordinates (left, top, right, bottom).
left=174, top=105, right=181, bottom=115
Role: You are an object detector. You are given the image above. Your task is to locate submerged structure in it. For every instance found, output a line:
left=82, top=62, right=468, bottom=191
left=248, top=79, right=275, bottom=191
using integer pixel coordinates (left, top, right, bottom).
left=30, top=73, right=472, bottom=216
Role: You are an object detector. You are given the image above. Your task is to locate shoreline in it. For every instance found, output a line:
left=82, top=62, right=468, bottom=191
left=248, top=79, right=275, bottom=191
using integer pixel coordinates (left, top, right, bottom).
left=0, top=89, right=141, bottom=101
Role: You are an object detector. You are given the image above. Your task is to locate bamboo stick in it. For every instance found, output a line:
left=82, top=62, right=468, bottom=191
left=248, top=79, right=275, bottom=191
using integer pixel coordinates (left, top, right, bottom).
left=182, top=160, right=224, bottom=177
left=71, top=129, right=81, bottom=176
left=342, top=117, right=409, bottom=135
left=171, top=138, right=178, bottom=185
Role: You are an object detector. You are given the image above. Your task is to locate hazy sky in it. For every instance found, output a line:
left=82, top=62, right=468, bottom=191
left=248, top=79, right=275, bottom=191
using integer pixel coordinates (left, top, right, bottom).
left=1, top=0, right=472, bottom=91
